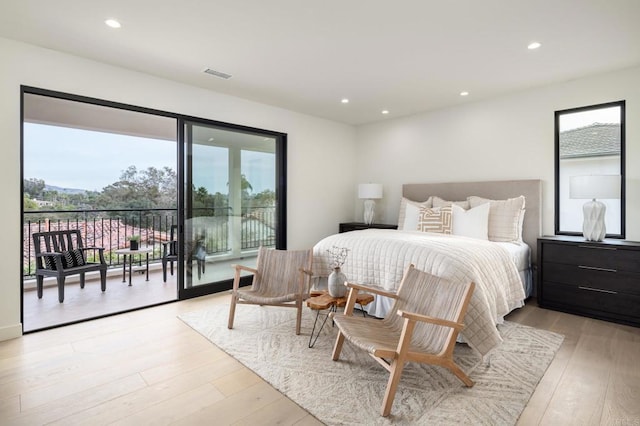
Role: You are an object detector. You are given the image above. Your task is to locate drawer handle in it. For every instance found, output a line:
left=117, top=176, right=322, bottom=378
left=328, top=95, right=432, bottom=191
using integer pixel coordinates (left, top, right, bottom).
left=578, top=245, right=617, bottom=250
left=578, top=286, right=618, bottom=295
left=578, top=265, right=617, bottom=273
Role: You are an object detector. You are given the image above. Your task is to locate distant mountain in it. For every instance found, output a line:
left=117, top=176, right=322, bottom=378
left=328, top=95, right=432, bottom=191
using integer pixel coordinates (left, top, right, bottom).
left=45, top=184, right=89, bottom=195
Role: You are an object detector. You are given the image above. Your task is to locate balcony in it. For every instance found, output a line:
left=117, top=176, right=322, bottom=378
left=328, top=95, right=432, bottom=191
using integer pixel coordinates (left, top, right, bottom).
left=22, top=206, right=275, bottom=331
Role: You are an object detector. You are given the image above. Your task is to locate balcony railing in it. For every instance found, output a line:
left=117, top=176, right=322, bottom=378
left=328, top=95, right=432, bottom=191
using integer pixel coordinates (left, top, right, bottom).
left=23, top=206, right=276, bottom=278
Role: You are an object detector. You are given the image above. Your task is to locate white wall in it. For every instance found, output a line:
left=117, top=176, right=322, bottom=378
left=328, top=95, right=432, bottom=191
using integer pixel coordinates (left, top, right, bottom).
left=355, top=65, right=640, bottom=242
left=0, top=37, right=357, bottom=341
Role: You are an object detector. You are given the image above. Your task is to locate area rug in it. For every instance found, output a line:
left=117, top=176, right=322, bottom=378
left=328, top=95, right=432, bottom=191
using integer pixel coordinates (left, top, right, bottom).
left=178, top=305, right=563, bottom=425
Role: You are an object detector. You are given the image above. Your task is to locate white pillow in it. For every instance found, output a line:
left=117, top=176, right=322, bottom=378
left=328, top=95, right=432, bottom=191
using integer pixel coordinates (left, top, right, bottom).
left=432, top=196, right=470, bottom=210
left=451, top=203, right=490, bottom=240
left=398, top=197, right=432, bottom=230
left=467, top=195, right=525, bottom=242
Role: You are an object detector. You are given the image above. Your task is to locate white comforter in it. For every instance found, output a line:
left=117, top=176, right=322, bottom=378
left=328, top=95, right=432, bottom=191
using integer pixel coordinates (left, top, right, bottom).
left=312, top=229, right=526, bottom=356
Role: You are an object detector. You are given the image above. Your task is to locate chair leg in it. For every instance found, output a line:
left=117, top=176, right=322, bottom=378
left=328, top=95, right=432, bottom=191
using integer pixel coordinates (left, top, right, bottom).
left=79, top=272, right=85, bottom=289
left=36, top=276, right=44, bottom=299
left=57, top=276, right=66, bottom=303
left=162, top=260, right=168, bottom=282
left=447, top=361, right=474, bottom=387
left=295, top=299, right=303, bottom=335
left=170, top=260, right=174, bottom=276
left=100, top=269, right=107, bottom=292
left=331, top=331, right=346, bottom=361
left=381, top=357, right=408, bottom=417
left=228, top=294, right=237, bottom=329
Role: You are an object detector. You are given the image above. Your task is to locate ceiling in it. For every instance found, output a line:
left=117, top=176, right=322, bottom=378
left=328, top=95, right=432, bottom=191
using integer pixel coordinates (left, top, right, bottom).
left=2, top=0, right=639, bottom=125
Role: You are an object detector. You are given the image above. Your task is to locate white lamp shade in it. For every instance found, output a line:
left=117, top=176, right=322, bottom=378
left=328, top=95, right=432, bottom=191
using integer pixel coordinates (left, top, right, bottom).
left=358, top=183, right=383, bottom=199
left=569, top=175, right=621, bottom=200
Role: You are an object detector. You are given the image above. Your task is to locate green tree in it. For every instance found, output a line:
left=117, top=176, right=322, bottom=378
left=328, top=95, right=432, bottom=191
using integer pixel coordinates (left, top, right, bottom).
left=23, top=178, right=45, bottom=198
left=251, top=189, right=276, bottom=207
left=23, top=195, right=38, bottom=211
left=95, top=166, right=177, bottom=229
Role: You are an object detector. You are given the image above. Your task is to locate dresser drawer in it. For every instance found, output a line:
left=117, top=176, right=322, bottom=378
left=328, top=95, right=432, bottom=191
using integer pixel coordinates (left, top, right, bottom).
left=542, top=262, right=640, bottom=296
left=543, top=243, right=640, bottom=273
left=542, top=281, right=640, bottom=322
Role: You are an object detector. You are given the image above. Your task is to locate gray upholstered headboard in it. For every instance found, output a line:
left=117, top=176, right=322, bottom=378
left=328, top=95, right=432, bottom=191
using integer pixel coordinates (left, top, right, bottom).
left=402, top=179, right=542, bottom=263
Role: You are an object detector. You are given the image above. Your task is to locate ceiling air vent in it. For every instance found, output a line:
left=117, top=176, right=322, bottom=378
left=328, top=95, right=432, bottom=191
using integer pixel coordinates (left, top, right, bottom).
left=203, top=68, right=232, bottom=79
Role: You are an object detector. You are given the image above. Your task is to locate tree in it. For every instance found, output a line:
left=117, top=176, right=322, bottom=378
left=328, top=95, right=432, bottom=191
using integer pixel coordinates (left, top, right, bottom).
left=95, top=166, right=177, bottom=229
left=23, top=195, right=38, bottom=211
left=23, top=178, right=45, bottom=199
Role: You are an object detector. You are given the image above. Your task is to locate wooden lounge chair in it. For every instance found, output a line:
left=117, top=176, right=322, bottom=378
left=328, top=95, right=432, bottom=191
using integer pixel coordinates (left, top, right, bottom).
left=228, top=246, right=313, bottom=335
left=331, top=264, right=475, bottom=416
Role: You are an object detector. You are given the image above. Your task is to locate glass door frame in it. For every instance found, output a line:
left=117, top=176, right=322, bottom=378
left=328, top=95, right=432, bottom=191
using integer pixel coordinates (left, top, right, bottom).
left=177, top=117, right=287, bottom=300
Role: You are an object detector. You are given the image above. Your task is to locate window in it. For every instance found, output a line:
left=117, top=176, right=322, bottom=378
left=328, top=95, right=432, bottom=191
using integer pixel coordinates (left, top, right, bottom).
left=555, top=101, right=625, bottom=238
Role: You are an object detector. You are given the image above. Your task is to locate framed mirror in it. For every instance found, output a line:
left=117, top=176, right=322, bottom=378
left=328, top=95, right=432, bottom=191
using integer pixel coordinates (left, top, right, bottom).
left=555, top=100, right=625, bottom=238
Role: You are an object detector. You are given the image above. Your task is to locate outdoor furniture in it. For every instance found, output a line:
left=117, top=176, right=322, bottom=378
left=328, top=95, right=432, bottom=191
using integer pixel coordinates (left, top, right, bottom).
left=115, top=246, right=153, bottom=286
left=32, top=229, right=108, bottom=303
left=228, top=246, right=313, bottom=335
left=161, top=225, right=179, bottom=282
left=331, top=264, right=475, bottom=417
left=189, top=231, right=207, bottom=280
left=162, top=225, right=207, bottom=282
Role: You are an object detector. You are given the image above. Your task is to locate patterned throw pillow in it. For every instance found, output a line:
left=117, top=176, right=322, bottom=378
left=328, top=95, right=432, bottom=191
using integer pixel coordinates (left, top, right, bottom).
left=43, top=255, right=58, bottom=270
left=417, top=206, right=453, bottom=234
left=43, top=249, right=85, bottom=270
left=64, top=249, right=86, bottom=267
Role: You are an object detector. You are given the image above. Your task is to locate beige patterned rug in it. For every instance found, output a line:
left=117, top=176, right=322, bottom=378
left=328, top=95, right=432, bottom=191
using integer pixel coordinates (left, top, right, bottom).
left=179, top=305, right=563, bottom=425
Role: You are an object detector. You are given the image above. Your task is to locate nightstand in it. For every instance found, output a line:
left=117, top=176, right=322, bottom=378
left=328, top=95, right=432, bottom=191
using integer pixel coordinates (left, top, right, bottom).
left=339, top=222, right=398, bottom=233
left=537, top=236, right=640, bottom=327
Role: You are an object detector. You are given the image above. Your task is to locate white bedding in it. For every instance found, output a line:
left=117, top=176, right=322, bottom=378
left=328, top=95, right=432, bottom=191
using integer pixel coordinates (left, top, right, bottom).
left=494, top=241, right=533, bottom=297
left=312, top=229, right=526, bottom=356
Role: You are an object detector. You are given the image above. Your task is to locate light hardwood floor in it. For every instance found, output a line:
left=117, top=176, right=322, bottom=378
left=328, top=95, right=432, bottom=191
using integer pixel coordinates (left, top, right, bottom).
left=2, top=294, right=639, bottom=425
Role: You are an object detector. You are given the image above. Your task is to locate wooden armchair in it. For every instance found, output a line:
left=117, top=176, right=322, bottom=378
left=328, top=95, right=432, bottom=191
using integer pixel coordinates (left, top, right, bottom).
left=228, top=246, right=313, bottom=335
left=331, top=264, right=475, bottom=417
left=33, top=230, right=108, bottom=303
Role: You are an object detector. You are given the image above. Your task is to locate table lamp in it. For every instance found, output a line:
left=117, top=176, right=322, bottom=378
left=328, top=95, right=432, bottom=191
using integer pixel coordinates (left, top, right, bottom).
left=569, top=175, right=621, bottom=241
left=358, top=183, right=383, bottom=225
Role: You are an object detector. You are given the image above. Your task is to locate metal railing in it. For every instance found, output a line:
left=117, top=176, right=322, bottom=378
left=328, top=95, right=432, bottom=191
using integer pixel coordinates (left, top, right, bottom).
left=23, top=206, right=276, bottom=278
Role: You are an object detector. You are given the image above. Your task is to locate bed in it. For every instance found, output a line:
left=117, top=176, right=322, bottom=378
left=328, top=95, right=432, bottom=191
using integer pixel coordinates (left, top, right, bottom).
left=312, top=179, right=542, bottom=356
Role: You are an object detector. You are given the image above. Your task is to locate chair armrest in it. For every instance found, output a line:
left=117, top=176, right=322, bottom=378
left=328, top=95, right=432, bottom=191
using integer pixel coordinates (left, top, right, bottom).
left=36, top=251, right=63, bottom=257
left=81, top=246, right=105, bottom=251
left=346, top=282, right=398, bottom=299
left=397, top=310, right=464, bottom=331
left=231, top=264, right=258, bottom=274
left=299, top=268, right=314, bottom=276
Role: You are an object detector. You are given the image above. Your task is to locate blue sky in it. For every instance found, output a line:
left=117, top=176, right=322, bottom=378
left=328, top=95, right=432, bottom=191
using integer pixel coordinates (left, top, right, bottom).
left=24, top=123, right=274, bottom=194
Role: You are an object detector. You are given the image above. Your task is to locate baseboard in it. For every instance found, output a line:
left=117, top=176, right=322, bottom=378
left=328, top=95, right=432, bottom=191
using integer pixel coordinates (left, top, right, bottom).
left=0, top=323, right=23, bottom=341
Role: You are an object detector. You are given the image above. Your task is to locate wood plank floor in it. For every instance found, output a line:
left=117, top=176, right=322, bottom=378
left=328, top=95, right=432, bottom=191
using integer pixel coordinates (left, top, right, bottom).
left=2, top=294, right=639, bottom=425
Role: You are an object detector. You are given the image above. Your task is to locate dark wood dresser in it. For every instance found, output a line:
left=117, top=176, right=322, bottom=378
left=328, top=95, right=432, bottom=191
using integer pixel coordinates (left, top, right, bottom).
left=537, top=236, right=640, bottom=327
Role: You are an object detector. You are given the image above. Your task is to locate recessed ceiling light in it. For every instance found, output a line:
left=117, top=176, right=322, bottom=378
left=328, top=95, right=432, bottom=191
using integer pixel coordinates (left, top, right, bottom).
left=105, top=19, right=121, bottom=29
left=381, top=110, right=389, bottom=115
left=341, top=98, right=349, bottom=104
left=460, top=91, right=469, bottom=96
left=527, top=41, right=541, bottom=50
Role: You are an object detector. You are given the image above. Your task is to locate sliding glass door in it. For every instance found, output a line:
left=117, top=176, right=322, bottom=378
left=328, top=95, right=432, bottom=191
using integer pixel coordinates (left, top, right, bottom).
left=180, top=120, right=285, bottom=297
left=20, top=86, right=287, bottom=331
